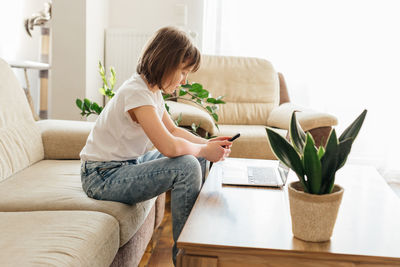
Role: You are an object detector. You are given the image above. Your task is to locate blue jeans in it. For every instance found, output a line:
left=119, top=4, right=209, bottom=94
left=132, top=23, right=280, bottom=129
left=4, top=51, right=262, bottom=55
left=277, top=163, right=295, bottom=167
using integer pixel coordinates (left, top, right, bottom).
left=80, top=150, right=207, bottom=265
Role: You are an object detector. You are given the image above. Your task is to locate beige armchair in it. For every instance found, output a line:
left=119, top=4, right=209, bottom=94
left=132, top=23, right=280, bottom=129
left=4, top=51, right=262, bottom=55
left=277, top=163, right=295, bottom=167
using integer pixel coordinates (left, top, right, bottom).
left=167, top=55, right=338, bottom=160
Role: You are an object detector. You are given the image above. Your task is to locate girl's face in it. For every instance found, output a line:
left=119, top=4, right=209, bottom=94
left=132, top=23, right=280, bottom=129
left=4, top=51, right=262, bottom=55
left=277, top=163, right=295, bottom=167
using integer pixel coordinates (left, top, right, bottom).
left=162, top=63, right=193, bottom=94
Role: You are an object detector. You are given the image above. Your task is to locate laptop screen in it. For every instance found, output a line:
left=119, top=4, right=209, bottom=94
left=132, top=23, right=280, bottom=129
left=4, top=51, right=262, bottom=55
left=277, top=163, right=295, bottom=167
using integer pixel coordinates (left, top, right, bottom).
left=278, top=162, right=290, bottom=185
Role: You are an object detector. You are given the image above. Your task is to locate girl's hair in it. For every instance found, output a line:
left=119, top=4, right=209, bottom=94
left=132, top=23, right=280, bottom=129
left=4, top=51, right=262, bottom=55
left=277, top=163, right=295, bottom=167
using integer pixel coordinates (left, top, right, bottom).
left=137, top=26, right=201, bottom=89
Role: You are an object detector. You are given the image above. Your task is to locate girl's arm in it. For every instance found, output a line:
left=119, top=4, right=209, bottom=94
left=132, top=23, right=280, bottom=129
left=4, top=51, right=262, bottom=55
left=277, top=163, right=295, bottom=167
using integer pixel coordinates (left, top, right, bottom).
left=162, top=111, right=234, bottom=146
left=129, top=106, right=231, bottom=161
left=162, top=110, right=234, bottom=148
left=161, top=110, right=207, bottom=144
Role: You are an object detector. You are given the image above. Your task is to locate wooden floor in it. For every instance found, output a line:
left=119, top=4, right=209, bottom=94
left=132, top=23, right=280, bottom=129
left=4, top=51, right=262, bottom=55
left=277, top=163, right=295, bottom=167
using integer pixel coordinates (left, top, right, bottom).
left=139, top=191, right=174, bottom=267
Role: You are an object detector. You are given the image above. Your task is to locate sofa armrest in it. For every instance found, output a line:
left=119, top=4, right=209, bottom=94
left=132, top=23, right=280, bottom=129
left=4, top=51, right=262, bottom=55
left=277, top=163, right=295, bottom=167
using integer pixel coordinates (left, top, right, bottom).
left=267, top=103, right=338, bottom=132
left=36, top=119, right=94, bottom=160
left=166, top=100, right=216, bottom=135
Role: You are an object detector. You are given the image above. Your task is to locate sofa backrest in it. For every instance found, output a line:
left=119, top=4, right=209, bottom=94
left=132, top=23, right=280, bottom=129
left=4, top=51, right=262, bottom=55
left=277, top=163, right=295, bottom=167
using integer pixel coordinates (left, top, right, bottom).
left=187, top=55, right=280, bottom=125
left=0, top=58, right=44, bottom=181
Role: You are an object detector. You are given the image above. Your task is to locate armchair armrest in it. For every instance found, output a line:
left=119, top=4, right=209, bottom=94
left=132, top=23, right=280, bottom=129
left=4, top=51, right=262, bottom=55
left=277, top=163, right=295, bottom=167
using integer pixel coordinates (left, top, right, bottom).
left=267, top=103, right=338, bottom=147
left=36, top=119, right=94, bottom=160
left=267, top=103, right=338, bottom=131
left=166, top=101, right=216, bottom=135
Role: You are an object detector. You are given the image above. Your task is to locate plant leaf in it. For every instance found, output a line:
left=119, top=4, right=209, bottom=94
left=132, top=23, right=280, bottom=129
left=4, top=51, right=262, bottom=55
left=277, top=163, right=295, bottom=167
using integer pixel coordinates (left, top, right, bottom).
left=303, top=133, right=322, bottom=194
left=98, top=61, right=105, bottom=76
left=109, top=74, right=116, bottom=90
left=83, top=98, right=91, bottom=110
left=339, top=109, right=367, bottom=142
left=191, top=122, right=198, bottom=132
left=211, top=113, right=218, bottom=122
left=336, top=137, right=354, bottom=170
left=198, top=90, right=209, bottom=98
left=91, top=101, right=98, bottom=109
left=179, top=89, right=187, bottom=96
left=163, top=94, right=172, bottom=100
left=266, top=127, right=307, bottom=192
left=190, top=83, right=203, bottom=92
left=214, top=96, right=225, bottom=104
left=206, top=98, right=218, bottom=104
left=320, top=129, right=339, bottom=194
left=317, top=146, right=325, bottom=160
left=181, top=84, right=191, bottom=88
left=326, top=136, right=354, bottom=193
left=98, top=61, right=107, bottom=85
left=76, top=99, right=83, bottom=110
left=110, top=67, right=116, bottom=89
left=91, top=102, right=102, bottom=115
left=176, top=113, right=182, bottom=125
left=289, top=111, right=306, bottom=154
left=99, top=88, right=106, bottom=96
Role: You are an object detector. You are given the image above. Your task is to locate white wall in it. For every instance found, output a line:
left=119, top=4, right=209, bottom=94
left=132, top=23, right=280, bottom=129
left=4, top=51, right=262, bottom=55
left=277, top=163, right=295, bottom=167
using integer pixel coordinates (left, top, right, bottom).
left=50, top=0, right=86, bottom=120
left=1, top=0, right=204, bottom=120
left=50, top=0, right=108, bottom=120
left=0, top=0, right=49, bottom=115
left=86, top=0, right=109, bottom=117
left=108, top=0, right=204, bottom=48
left=51, top=0, right=203, bottom=120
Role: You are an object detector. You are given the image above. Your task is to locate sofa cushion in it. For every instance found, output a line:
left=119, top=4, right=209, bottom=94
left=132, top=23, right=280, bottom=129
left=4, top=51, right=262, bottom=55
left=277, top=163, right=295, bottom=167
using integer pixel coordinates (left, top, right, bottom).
left=217, top=125, right=286, bottom=160
left=187, top=55, right=279, bottom=125
left=0, top=210, right=119, bottom=267
left=0, top=160, right=155, bottom=246
left=0, top=58, right=44, bottom=181
left=36, top=119, right=94, bottom=160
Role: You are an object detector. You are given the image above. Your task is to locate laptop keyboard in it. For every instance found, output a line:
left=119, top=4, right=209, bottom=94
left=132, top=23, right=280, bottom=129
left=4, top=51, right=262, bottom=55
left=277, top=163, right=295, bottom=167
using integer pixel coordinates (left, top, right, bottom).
left=247, top=166, right=278, bottom=185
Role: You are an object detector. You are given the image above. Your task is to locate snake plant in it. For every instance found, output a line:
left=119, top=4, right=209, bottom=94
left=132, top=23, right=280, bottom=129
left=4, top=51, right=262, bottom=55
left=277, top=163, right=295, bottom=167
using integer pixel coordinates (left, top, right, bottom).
left=266, top=110, right=367, bottom=194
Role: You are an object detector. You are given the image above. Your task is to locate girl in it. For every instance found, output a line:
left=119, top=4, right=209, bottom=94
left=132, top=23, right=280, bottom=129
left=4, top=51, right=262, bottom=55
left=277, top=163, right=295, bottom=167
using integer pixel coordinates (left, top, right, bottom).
left=80, top=26, right=232, bottom=265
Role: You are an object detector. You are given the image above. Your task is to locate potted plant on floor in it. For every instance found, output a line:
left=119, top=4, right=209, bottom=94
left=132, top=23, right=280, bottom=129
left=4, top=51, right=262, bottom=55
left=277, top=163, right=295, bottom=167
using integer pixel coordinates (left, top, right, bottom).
left=266, top=109, right=367, bottom=242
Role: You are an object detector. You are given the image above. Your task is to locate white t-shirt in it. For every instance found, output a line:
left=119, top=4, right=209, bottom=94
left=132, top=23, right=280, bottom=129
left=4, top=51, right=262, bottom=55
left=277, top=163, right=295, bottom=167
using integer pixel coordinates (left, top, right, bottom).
left=80, top=73, right=165, bottom=161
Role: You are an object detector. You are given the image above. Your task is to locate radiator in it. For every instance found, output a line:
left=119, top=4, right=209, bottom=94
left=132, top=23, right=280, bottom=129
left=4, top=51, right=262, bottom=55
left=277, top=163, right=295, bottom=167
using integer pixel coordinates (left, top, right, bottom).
left=105, top=28, right=152, bottom=89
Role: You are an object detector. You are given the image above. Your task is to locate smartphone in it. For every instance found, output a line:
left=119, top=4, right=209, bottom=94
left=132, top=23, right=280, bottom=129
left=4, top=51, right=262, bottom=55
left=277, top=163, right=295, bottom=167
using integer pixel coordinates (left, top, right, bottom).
left=228, top=133, right=241, bottom=142
left=223, top=133, right=241, bottom=148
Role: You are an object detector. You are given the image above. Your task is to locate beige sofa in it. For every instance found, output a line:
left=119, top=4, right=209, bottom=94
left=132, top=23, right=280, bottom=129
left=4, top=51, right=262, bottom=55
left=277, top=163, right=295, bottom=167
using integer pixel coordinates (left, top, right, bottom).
left=167, top=55, right=338, bottom=159
left=0, top=58, right=165, bottom=266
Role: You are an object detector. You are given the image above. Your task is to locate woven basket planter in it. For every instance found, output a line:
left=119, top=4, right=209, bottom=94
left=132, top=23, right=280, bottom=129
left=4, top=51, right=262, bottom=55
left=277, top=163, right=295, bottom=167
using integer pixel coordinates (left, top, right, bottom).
left=288, top=181, right=344, bottom=242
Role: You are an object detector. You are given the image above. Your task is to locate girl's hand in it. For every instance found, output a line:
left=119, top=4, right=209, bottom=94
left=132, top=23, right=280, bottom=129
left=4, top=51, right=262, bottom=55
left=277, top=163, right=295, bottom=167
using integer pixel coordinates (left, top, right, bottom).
left=207, top=136, right=233, bottom=149
left=201, top=140, right=232, bottom=162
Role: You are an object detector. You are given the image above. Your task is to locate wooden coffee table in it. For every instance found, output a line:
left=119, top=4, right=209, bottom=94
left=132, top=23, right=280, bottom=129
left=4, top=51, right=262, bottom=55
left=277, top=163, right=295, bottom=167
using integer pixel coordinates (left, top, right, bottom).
left=177, top=158, right=400, bottom=267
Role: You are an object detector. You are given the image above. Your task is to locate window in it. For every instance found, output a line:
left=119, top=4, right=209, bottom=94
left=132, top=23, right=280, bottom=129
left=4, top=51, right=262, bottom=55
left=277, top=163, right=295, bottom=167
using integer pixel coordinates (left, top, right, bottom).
left=203, top=0, right=400, bottom=180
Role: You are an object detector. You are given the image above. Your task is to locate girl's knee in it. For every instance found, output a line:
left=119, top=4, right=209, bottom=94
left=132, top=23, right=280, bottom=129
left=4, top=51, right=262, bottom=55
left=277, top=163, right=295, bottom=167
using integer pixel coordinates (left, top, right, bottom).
left=177, top=155, right=202, bottom=182
left=179, top=155, right=201, bottom=170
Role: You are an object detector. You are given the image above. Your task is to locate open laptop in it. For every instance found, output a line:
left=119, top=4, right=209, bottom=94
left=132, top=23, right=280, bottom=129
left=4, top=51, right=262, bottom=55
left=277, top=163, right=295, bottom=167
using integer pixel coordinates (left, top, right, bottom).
left=220, top=159, right=289, bottom=188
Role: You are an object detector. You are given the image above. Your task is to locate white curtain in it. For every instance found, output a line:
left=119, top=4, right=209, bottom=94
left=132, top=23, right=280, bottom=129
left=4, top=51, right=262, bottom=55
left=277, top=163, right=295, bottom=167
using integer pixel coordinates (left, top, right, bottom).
left=203, top=0, right=400, bottom=182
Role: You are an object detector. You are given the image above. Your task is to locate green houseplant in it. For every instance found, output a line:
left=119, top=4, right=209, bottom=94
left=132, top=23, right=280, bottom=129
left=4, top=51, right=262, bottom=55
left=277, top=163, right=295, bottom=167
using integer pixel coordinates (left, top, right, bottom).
left=266, top=109, right=367, bottom=241
left=76, top=62, right=225, bottom=136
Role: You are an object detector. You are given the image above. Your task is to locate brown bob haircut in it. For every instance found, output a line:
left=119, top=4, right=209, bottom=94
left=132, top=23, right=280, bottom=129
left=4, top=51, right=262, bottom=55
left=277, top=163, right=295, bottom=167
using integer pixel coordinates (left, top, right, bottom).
left=137, top=26, right=201, bottom=89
